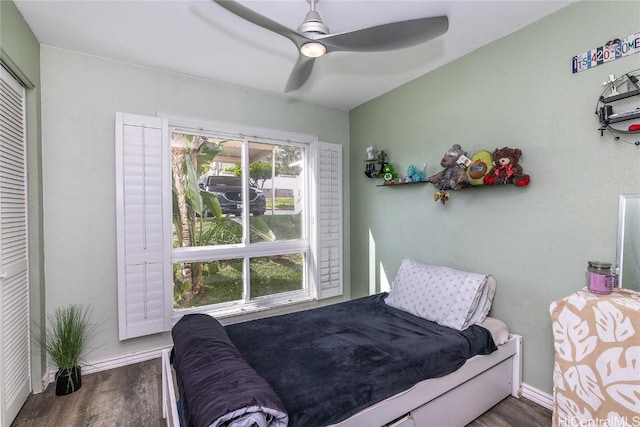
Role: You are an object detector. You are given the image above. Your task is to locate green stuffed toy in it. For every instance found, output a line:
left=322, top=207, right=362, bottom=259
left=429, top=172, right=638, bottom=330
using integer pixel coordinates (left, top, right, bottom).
left=466, top=150, right=493, bottom=186
left=379, top=163, right=398, bottom=185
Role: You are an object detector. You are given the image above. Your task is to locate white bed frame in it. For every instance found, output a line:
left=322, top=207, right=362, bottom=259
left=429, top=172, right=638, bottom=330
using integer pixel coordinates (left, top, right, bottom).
left=161, top=334, right=522, bottom=427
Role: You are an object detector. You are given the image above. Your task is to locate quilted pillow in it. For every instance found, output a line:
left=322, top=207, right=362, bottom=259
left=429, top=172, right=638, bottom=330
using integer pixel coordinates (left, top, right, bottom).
left=384, top=259, right=495, bottom=330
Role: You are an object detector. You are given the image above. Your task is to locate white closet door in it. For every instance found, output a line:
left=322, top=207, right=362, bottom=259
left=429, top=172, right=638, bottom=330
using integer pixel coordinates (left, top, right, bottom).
left=0, top=66, right=31, bottom=426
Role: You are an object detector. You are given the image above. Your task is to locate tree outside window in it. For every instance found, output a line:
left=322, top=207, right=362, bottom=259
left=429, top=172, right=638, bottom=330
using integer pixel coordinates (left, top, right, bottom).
left=170, top=130, right=307, bottom=310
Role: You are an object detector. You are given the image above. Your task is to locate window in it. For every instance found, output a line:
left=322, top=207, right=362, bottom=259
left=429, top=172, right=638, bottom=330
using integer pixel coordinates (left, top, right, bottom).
left=115, top=113, right=342, bottom=340
left=169, top=129, right=309, bottom=313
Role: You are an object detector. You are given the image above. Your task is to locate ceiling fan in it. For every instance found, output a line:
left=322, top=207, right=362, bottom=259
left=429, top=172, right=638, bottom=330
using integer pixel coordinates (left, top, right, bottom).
left=213, top=0, right=449, bottom=92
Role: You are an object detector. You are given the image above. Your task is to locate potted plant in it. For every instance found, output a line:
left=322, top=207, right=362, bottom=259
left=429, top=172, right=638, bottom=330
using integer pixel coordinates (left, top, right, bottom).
left=37, top=304, right=96, bottom=396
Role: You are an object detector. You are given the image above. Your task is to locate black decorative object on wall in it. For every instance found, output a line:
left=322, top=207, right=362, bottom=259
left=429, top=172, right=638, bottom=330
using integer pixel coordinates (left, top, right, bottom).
left=363, top=147, right=388, bottom=178
left=596, top=69, right=640, bottom=146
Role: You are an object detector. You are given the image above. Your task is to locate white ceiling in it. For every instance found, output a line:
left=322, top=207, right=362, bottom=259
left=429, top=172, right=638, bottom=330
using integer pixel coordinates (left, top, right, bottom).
left=14, top=0, right=574, bottom=111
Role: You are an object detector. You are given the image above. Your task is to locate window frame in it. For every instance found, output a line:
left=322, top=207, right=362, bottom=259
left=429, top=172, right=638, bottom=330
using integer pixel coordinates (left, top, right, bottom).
left=167, top=117, right=317, bottom=319
left=116, top=112, right=343, bottom=339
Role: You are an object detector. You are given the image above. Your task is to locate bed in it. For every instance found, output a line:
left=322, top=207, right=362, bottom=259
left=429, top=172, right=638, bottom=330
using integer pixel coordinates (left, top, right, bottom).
left=161, top=260, right=523, bottom=427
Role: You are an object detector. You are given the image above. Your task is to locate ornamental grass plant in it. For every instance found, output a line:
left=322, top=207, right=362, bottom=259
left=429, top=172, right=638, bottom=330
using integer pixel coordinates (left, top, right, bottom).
left=37, top=304, right=97, bottom=394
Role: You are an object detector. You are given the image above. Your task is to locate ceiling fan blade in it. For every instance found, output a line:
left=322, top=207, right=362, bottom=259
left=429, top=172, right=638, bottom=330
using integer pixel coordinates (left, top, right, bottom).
left=320, top=16, right=449, bottom=53
left=213, top=0, right=308, bottom=48
left=285, top=55, right=316, bottom=92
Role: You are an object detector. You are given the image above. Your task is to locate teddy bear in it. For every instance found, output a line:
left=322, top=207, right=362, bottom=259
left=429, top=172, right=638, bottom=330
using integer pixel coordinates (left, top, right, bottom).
left=483, top=147, right=530, bottom=187
left=427, top=144, right=469, bottom=190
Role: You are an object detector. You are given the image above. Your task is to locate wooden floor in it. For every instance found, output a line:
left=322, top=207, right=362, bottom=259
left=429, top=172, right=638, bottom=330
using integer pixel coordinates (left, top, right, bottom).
left=12, top=359, right=552, bottom=426
left=12, top=359, right=163, bottom=427
left=466, top=394, right=552, bottom=427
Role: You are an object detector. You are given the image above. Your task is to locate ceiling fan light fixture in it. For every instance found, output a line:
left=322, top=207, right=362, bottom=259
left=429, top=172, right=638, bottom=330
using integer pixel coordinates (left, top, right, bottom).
left=300, top=42, right=326, bottom=58
left=213, top=0, right=450, bottom=92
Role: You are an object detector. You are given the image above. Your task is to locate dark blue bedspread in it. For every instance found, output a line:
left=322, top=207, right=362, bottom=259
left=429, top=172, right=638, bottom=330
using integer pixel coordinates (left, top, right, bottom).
left=225, top=293, right=497, bottom=426
left=172, top=314, right=288, bottom=427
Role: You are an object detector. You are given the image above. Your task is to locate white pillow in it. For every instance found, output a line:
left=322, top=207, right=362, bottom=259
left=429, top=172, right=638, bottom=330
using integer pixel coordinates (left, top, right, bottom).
left=465, top=275, right=496, bottom=326
left=385, top=259, right=495, bottom=330
left=477, top=316, right=510, bottom=345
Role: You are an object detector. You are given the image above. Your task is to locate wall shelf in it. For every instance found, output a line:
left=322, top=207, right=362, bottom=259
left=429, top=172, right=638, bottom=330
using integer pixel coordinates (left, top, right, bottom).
left=363, top=150, right=389, bottom=178
left=597, top=69, right=640, bottom=136
left=376, top=181, right=428, bottom=187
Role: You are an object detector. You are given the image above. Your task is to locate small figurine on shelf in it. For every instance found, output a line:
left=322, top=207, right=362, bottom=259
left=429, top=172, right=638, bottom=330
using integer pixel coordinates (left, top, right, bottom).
left=427, top=144, right=468, bottom=204
left=405, top=164, right=426, bottom=183
left=434, top=191, right=450, bottom=204
left=483, top=147, right=530, bottom=187
left=466, top=150, right=493, bottom=186
left=427, top=144, right=469, bottom=191
left=366, top=146, right=377, bottom=160
left=379, top=163, right=398, bottom=185
left=602, top=73, right=619, bottom=97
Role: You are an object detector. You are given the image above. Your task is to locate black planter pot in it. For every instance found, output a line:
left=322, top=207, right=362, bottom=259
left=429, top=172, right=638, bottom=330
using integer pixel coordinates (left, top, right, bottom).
left=55, top=366, right=82, bottom=396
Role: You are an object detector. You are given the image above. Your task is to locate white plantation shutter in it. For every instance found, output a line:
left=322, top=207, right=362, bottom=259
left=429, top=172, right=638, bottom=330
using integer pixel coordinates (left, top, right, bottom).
left=315, top=142, right=343, bottom=299
left=115, top=113, right=171, bottom=340
left=0, top=66, right=31, bottom=426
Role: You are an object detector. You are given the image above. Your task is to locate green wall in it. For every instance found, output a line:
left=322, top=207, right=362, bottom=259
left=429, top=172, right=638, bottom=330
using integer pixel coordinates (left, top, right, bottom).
left=1, top=0, right=46, bottom=392
left=39, top=46, right=350, bottom=362
left=349, top=1, right=640, bottom=395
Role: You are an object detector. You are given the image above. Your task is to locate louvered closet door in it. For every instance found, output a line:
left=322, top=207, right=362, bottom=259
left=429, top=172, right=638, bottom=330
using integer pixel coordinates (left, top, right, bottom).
left=0, top=66, right=31, bottom=426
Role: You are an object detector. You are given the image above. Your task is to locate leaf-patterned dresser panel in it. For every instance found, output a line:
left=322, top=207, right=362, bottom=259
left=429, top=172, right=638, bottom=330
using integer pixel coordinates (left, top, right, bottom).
left=549, top=288, right=640, bottom=426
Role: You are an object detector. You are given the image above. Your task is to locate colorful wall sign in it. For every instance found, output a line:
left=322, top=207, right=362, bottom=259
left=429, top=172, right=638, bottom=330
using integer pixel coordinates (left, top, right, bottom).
left=572, top=32, right=640, bottom=73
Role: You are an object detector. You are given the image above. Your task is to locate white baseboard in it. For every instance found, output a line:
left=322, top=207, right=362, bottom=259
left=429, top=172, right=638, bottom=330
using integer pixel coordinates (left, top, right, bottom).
left=521, top=382, right=553, bottom=410
left=41, top=372, right=51, bottom=393
left=40, top=346, right=171, bottom=392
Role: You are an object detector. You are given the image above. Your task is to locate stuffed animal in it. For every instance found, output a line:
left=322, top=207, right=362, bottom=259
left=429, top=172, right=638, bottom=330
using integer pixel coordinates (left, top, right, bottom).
left=379, top=163, right=398, bottom=184
left=405, top=164, right=426, bottom=183
left=483, top=147, right=530, bottom=187
left=427, top=144, right=469, bottom=190
left=466, top=150, right=493, bottom=186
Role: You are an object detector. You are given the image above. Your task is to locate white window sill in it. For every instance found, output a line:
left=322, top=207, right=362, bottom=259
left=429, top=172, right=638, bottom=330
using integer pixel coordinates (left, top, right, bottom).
left=171, top=293, right=323, bottom=326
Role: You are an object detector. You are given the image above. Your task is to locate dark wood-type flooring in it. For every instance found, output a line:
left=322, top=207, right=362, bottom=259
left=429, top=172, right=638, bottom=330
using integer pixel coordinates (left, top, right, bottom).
left=12, top=359, right=162, bottom=427
left=12, top=358, right=551, bottom=426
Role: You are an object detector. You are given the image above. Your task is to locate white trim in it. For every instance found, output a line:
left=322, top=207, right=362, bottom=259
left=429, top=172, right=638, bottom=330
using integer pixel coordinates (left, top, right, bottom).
left=521, top=383, right=553, bottom=410
left=512, top=334, right=523, bottom=397
left=172, top=292, right=314, bottom=324
left=40, top=372, right=50, bottom=395
left=157, top=111, right=318, bottom=144
left=167, top=121, right=319, bottom=315
left=162, top=349, right=179, bottom=427
left=41, top=346, right=170, bottom=391
left=171, top=240, right=309, bottom=263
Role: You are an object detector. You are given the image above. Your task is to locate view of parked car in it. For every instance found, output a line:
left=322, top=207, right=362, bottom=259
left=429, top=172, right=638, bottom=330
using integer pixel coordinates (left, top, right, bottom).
left=200, top=176, right=266, bottom=216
